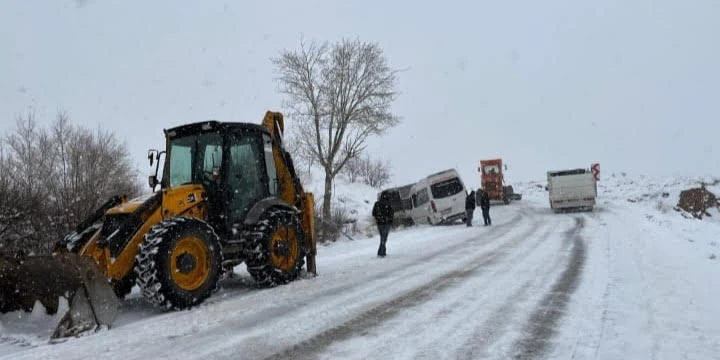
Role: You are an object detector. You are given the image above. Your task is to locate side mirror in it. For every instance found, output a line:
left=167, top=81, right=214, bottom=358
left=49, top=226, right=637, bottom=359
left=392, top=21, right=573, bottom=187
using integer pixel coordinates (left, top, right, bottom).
left=148, top=175, right=159, bottom=190
left=147, top=149, right=166, bottom=191
left=148, top=149, right=158, bottom=166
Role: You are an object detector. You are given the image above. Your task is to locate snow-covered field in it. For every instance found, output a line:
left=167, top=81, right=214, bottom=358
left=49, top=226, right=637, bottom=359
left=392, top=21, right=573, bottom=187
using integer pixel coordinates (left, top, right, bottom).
left=1, top=174, right=719, bottom=359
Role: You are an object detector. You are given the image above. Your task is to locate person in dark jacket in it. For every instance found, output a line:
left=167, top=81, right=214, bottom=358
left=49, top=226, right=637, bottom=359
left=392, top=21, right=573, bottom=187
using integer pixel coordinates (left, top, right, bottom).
left=465, top=190, right=476, bottom=227
left=372, top=192, right=394, bottom=257
left=478, top=188, right=491, bottom=226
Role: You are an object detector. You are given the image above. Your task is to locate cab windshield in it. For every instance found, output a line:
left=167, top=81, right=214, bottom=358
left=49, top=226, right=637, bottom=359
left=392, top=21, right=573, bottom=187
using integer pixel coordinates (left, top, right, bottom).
left=167, top=132, right=223, bottom=187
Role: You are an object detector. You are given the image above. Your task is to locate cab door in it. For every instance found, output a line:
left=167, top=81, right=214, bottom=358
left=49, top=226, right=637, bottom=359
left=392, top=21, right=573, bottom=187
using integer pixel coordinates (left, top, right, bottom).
left=225, top=131, right=269, bottom=226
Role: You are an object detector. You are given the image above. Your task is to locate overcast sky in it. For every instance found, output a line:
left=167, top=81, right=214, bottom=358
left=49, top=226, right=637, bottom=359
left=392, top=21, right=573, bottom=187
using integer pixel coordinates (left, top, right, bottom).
left=1, top=0, right=718, bottom=189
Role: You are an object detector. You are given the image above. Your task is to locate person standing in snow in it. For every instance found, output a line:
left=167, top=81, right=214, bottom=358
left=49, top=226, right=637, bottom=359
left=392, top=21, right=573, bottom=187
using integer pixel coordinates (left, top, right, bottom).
left=465, top=190, right=476, bottom=227
left=372, top=192, right=394, bottom=257
left=478, top=188, right=491, bottom=226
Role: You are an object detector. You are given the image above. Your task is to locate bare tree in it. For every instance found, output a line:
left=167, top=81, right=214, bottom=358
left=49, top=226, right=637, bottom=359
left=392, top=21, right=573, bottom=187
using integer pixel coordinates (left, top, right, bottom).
left=341, top=156, right=362, bottom=183
left=272, top=37, right=401, bottom=221
left=361, top=156, right=392, bottom=189
left=2, top=113, right=55, bottom=253
left=0, top=139, right=24, bottom=250
left=0, top=111, right=142, bottom=255
left=341, top=154, right=392, bottom=188
left=45, top=113, right=141, bottom=239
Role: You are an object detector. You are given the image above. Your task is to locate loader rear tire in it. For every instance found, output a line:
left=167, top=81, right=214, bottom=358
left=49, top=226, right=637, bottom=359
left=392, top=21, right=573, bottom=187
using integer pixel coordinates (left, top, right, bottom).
left=243, top=208, right=305, bottom=288
left=135, top=217, right=222, bottom=310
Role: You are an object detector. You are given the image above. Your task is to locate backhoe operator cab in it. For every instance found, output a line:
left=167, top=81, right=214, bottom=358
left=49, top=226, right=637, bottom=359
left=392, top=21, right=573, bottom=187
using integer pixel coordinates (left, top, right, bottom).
left=150, top=122, right=283, bottom=235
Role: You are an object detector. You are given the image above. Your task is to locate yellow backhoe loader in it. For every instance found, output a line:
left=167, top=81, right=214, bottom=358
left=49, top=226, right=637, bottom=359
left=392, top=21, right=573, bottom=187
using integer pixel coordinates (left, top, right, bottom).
left=1, top=111, right=316, bottom=339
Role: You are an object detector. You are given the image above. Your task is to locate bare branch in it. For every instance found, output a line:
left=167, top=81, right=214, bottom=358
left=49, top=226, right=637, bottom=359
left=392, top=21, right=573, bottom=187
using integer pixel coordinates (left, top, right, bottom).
left=272, top=37, right=401, bottom=222
left=0, top=111, right=142, bottom=255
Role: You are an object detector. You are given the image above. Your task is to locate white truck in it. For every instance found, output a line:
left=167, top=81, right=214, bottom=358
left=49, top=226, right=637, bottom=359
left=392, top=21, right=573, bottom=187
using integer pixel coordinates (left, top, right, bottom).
left=546, top=168, right=597, bottom=212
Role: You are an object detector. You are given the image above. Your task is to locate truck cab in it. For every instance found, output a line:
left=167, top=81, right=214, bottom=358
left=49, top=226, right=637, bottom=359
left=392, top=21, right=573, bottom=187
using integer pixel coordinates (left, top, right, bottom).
left=479, top=158, right=512, bottom=204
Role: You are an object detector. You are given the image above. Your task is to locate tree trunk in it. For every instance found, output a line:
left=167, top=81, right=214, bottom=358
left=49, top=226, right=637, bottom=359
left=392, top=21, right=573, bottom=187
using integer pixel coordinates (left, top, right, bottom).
left=322, top=169, right=333, bottom=222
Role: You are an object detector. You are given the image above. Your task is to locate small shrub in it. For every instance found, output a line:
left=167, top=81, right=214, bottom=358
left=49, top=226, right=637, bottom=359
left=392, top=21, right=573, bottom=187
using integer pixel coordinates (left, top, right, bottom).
left=315, top=203, right=355, bottom=243
left=340, top=154, right=392, bottom=188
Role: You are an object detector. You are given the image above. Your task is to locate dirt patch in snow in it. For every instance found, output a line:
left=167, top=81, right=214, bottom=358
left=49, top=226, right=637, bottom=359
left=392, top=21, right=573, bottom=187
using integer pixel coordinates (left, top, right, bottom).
left=675, top=186, right=719, bottom=219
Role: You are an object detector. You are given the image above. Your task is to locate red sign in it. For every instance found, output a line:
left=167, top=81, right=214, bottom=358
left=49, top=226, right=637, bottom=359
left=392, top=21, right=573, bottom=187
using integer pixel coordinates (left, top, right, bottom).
left=591, top=163, right=600, bottom=181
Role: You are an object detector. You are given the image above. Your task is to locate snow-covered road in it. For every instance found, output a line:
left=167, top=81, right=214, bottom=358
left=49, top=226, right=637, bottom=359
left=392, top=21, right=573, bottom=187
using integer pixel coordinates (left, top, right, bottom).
left=552, top=202, right=720, bottom=360
left=2, top=183, right=719, bottom=359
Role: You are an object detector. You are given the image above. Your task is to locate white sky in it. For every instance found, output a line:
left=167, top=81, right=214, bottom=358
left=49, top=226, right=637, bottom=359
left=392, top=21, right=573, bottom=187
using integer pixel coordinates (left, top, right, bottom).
left=1, top=0, right=719, bottom=186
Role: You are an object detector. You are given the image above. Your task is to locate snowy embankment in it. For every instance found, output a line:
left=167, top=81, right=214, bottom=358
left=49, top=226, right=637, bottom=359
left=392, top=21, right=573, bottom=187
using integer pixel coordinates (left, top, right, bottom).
left=516, top=173, right=720, bottom=359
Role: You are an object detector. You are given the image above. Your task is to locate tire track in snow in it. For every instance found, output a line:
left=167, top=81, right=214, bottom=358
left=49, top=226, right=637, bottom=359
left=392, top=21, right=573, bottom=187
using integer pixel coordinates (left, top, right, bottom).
left=579, top=210, right=613, bottom=360
left=0, top=336, right=35, bottom=350
left=510, top=216, right=587, bottom=359
left=101, top=211, right=535, bottom=360
left=454, top=220, right=577, bottom=359
left=583, top=206, right=660, bottom=360
left=0, top=210, right=534, bottom=360
left=317, top=208, right=576, bottom=360
left=231, top=212, right=527, bottom=313
left=262, top=210, right=546, bottom=360
left=98, top=212, right=536, bottom=360
left=342, top=219, right=561, bottom=360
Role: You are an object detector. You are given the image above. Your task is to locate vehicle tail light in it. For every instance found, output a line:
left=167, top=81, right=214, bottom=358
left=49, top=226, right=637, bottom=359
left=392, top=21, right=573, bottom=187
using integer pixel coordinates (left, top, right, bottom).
left=431, top=200, right=437, bottom=212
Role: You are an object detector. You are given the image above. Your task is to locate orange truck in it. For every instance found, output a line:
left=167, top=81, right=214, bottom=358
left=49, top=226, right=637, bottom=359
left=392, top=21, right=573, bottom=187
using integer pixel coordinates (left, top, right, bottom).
left=478, top=158, right=514, bottom=204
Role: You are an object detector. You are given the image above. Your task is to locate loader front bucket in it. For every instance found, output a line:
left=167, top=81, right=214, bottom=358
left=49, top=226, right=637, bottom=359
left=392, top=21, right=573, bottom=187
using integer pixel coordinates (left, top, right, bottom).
left=0, top=252, right=120, bottom=340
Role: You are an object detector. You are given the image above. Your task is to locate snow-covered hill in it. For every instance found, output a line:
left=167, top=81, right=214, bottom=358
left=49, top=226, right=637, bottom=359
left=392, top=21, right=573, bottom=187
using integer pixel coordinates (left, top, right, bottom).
left=519, top=172, right=720, bottom=256
left=312, top=172, right=720, bottom=257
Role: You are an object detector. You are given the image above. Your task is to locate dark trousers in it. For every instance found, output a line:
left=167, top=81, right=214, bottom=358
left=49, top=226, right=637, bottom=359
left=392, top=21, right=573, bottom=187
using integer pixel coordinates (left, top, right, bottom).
left=465, top=209, right=474, bottom=226
left=377, top=224, right=391, bottom=256
left=481, top=208, right=491, bottom=225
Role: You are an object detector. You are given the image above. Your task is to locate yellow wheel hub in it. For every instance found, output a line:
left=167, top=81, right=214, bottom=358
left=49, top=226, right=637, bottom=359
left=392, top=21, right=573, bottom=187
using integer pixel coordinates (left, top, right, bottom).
left=270, top=226, right=299, bottom=271
left=170, top=235, right=210, bottom=291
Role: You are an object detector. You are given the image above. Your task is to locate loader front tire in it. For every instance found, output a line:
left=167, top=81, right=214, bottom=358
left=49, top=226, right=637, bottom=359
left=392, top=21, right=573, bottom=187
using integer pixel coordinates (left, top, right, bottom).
left=135, top=217, right=222, bottom=310
left=243, top=208, right=305, bottom=287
